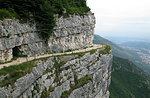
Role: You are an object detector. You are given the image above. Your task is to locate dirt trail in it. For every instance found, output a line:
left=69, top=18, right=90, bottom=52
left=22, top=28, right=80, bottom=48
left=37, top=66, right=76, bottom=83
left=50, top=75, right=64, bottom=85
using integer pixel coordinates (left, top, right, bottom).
left=0, top=44, right=104, bottom=69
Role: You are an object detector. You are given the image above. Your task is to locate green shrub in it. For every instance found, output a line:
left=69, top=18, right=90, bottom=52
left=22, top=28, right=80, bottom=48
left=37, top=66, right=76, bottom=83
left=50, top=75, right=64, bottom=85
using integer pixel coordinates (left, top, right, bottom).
left=61, top=90, right=72, bottom=98
left=0, top=9, right=17, bottom=20
left=61, top=75, right=92, bottom=98
left=64, top=49, right=73, bottom=52
left=41, top=87, right=55, bottom=97
left=0, top=60, right=36, bottom=87
left=72, top=75, right=92, bottom=89
left=90, top=49, right=97, bottom=54
left=0, top=0, right=90, bottom=39
left=100, top=45, right=111, bottom=54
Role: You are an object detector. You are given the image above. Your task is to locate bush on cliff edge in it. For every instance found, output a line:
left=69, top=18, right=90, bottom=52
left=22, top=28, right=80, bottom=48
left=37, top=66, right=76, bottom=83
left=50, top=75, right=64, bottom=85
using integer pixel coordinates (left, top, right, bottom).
left=0, top=0, right=90, bottom=39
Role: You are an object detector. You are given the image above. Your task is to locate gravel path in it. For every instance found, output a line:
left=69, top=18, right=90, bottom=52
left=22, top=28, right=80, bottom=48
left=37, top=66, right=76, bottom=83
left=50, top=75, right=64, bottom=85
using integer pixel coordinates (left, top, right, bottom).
left=0, top=44, right=104, bottom=69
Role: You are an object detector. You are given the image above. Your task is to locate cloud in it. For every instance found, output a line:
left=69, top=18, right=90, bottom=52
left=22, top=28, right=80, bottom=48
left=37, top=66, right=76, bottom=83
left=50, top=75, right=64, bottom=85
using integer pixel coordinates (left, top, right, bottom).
left=88, top=0, right=150, bottom=18
left=87, top=0, right=150, bottom=38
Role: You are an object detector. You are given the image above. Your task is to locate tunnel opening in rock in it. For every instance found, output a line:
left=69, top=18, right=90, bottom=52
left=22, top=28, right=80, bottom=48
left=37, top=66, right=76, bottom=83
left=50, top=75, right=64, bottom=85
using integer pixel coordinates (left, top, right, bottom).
left=12, top=46, right=21, bottom=57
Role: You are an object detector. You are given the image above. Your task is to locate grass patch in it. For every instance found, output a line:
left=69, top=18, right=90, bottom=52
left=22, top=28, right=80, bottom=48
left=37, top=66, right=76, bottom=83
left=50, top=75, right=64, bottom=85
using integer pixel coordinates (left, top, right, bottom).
left=64, top=49, right=73, bottom=52
left=89, top=49, right=97, bottom=54
left=61, top=75, right=92, bottom=98
left=0, top=46, right=100, bottom=87
left=72, top=75, right=92, bottom=89
left=0, top=55, right=49, bottom=87
left=53, top=58, right=67, bottom=85
left=41, top=86, right=55, bottom=98
left=99, top=45, right=111, bottom=55
left=44, top=67, right=54, bottom=74
left=54, top=76, right=62, bottom=86
left=53, top=58, right=66, bottom=75
left=0, top=60, right=36, bottom=87
left=0, top=9, right=17, bottom=20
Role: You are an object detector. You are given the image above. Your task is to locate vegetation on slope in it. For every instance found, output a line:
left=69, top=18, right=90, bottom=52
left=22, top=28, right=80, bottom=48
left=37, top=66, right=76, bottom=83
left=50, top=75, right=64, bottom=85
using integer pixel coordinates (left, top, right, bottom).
left=93, top=34, right=150, bottom=74
left=61, top=75, right=92, bottom=98
left=0, top=61, right=36, bottom=87
left=0, top=9, right=18, bottom=20
left=93, top=34, right=132, bottom=58
left=120, top=41, right=150, bottom=73
left=0, top=47, right=99, bottom=87
left=110, top=56, right=150, bottom=98
left=99, top=45, right=111, bottom=54
left=0, top=0, right=90, bottom=38
left=93, top=35, right=150, bottom=97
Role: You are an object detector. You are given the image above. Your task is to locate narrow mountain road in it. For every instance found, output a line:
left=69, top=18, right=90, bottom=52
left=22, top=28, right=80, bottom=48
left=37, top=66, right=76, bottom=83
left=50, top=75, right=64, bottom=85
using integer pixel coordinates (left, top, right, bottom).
left=0, top=44, right=104, bottom=69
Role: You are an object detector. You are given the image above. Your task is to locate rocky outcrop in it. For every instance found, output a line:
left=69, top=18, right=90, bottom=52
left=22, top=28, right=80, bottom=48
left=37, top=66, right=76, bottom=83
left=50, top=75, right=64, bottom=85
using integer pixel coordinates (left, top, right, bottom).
left=0, top=12, right=95, bottom=62
left=0, top=48, right=112, bottom=98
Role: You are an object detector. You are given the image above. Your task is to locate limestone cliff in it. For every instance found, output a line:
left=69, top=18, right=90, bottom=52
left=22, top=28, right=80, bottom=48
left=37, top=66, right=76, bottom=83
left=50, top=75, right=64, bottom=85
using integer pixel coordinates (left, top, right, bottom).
left=0, top=10, right=112, bottom=98
left=0, top=12, right=95, bottom=62
left=0, top=48, right=112, bottom=98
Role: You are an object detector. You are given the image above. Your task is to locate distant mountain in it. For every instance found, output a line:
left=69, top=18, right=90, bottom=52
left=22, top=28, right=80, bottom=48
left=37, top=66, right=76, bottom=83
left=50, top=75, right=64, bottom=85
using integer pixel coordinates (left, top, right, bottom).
left=120, top=41, right=150, bottom=49
left=110, top=56, right=150, bottom=98
left=119, top=41, right=150, bottom=73
left=93, top=35, right=132, bottom=59
left=93, top=34, right=150, bottom=74
left=93, top=34, right=150, bottom=97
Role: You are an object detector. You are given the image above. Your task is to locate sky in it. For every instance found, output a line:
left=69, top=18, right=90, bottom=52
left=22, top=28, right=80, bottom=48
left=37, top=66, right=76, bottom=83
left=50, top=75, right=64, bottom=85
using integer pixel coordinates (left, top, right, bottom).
left=87, top=0, right=150, bottom=39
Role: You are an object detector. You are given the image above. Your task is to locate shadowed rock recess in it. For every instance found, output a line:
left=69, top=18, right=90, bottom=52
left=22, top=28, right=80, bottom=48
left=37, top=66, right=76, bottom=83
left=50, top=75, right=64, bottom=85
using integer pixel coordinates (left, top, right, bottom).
left=0, top=11, right=112, bottom=98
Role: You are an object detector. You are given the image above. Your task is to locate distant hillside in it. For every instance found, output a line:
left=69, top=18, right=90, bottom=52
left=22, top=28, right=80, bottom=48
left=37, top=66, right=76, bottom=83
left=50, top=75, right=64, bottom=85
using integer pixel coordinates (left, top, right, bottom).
left=93, top=35, right=150, bottom=97
left=93, top=35, right=132, bottom=59
left=93, top=34, right=150, bottom=74
left=118, top=41, right=150, bottom=73
left=110, top=56, right=150, bottom=98
left=120, top=41, right=150, bottom=49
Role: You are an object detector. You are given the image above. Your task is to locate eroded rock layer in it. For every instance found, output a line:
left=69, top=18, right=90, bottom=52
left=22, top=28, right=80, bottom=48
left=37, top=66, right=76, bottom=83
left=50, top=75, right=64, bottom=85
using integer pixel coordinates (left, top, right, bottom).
left=0, top=48, right=112, bottom=98
left=0, top=12, right=95, bottom=62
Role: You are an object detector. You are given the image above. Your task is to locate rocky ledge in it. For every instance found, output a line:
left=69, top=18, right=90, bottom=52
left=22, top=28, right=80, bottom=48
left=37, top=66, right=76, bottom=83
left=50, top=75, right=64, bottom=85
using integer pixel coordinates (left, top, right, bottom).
left=0, top=47, right=112, bottom=98
left=0, top=12, right=95, bottom=63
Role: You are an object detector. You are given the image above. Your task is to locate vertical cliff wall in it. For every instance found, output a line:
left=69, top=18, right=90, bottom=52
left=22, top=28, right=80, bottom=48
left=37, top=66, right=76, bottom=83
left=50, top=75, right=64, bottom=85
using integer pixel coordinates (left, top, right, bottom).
left=0, top=9, right=113, bottom=98
left=0, top=48, right=112, bottom=98
left=0, top=12, right=95, bottom=62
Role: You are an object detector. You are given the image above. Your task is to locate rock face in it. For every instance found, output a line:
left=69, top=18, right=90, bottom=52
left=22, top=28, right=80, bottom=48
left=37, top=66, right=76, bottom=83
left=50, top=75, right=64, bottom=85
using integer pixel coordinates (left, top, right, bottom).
left=0, top=48, right=112, bottom=98
left=0, top=11, right=112, bottom=98
left=0, top=12, right=95, bottom=62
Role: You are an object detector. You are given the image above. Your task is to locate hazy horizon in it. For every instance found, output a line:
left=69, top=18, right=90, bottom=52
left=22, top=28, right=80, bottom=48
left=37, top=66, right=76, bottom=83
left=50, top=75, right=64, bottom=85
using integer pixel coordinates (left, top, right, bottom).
left=87, top=0, right=150, bottom=39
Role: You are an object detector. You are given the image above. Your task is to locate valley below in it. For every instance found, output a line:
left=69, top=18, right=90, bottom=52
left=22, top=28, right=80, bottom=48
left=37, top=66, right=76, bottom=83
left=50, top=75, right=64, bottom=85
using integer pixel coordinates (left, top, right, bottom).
left=118, top=41, right=150, bottom=73
left=93, top=35, right=150, bottom=98
left=104, top=36, right=150, bottom=74
left=123, top=46, right=150, bottom=65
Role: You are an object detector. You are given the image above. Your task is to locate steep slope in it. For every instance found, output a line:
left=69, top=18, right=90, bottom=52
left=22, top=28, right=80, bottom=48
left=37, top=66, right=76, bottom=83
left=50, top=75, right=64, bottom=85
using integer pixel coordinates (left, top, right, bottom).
left=93, top=34, right=150, bottom=74
left=110, top=56, right=150, bottom=98
left=0, top=12, right=95, bottom=63
left=0, top=47, right=112, bottom=98
left=93, top=35, right=150, bottom=97
left=93, top=35, right=132, bottom=58
left=0, top=1, right=113, bottom=98
left=119, top=41, right=150, bottom=73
